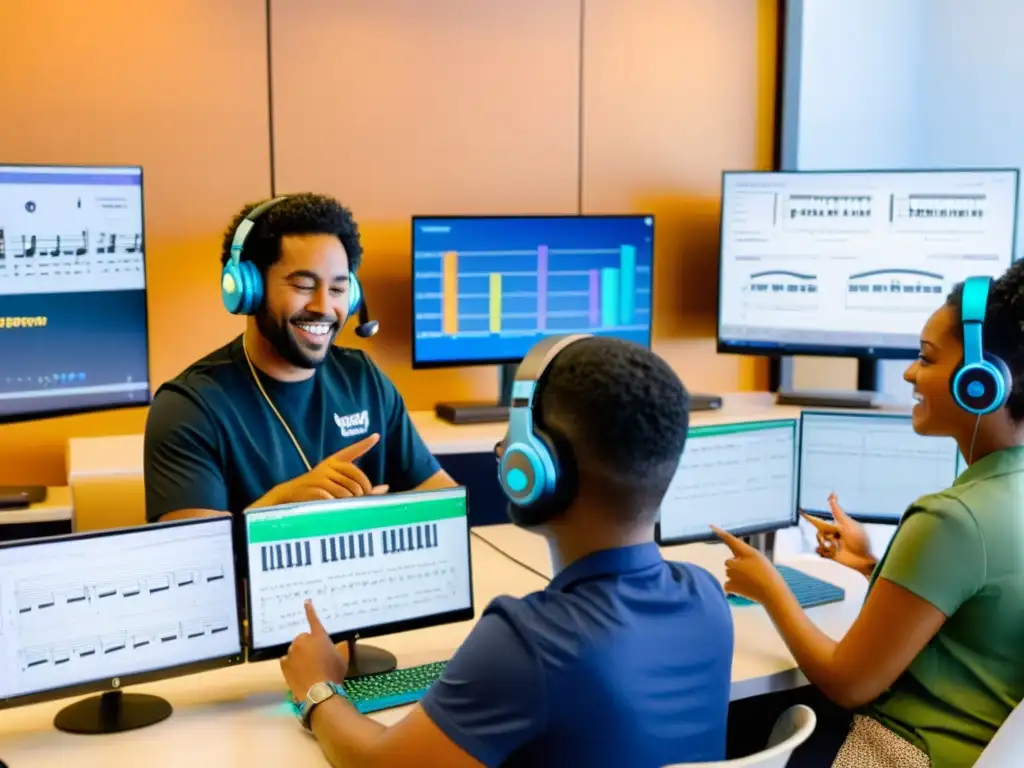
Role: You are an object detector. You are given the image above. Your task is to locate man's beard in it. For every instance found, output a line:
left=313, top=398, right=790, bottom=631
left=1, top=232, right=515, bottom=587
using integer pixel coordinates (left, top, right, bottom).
left=255, top=308, right=337, bottom=369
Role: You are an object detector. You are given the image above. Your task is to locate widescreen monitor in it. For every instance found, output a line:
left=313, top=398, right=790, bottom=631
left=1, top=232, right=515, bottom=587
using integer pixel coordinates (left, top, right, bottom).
left=411, top=215, right=654, bottom=367
left=0, top=163, right=151, bottom=424
left=244, top=487, right=474, bottom=671
left=0, top=517, right=242, bottom=734
left=656, top=419, right=798, bottom=545
left=798, top=411, right=960, bottom=524
left=717, top=169, right=1019, bottom=358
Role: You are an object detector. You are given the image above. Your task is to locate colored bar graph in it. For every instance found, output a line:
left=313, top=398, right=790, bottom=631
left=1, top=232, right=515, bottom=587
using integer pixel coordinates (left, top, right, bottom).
left=588, top=269, right=600, bottom=326
left=537, top=245, right=548, bottom=330
left=489, top=273, right=502, bottom=333
left=442, top=251, right=458, bottom=335
left=600, top=268, right=620, bottom=328
left=619, top=245, right=636, bottom=325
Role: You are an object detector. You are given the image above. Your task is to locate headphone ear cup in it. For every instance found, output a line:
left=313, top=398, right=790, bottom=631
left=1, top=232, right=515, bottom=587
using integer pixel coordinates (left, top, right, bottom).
left=952, top=355, right=1010, bottom=415
left=503, top=429, right=575, bottom=528
left=237, top=260, right=263, bottom=315
left=348, top=273, right=363, bottom=319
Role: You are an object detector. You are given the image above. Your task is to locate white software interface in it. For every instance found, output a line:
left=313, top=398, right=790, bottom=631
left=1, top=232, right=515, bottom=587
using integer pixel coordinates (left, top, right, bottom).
left=658, top=420, right=797, bottom=542
left=0, top=518, right=240, bottom=701
left=0, top=165, right=146, bottom=297
left=246, top=488, right=472, bottom=651
left=718, top=170, right=1019, bottom=351
left=799, top=412, right=960, bottom=523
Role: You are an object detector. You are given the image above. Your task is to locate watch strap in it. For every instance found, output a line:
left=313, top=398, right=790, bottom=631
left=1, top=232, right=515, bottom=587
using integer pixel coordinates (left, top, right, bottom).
left=298, top=682, right=348, bottom=729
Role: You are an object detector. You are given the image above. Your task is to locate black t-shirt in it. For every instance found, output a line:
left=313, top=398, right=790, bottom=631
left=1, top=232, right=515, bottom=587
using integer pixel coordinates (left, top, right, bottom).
left=143, top=336, right=441, bottom=523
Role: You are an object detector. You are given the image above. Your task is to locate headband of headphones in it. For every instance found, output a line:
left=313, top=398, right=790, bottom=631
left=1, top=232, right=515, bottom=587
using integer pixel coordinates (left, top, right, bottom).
left=510, top=334, right=592, bottom=408
left=960, top=275, right=990, bottom=364
left=229, top=196, right=290, bottom=270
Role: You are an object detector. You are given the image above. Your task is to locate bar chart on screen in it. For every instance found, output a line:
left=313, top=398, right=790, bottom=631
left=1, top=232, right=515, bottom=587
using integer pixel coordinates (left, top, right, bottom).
left=413, top=216, right=654, bottom=364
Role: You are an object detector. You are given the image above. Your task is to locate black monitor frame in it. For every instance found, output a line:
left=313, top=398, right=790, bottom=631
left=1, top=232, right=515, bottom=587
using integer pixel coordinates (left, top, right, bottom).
left=655, top=418, right=800, bottom=546
left=0, top=161, right=153, bottom=426
left=797, top=409, right=959, bottom=524
left=410, top=213, right=656, bottom=369
left=244, top=486, right=476, bottom=663
left=0, top=516, right=245, bottom=711
left=715, top=167, right=1021, bottom=360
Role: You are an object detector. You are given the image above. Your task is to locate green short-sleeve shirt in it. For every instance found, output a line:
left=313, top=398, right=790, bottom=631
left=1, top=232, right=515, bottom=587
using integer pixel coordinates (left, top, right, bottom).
left=865, top=446, right=1024, bottom=768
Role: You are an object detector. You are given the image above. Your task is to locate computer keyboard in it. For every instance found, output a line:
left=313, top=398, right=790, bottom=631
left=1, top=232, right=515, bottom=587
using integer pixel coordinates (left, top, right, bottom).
left=343, top=660, right=448, bottom=713
left=286, top=661, right=448, bottom=717
left=727, top=564, right=845, bottom=609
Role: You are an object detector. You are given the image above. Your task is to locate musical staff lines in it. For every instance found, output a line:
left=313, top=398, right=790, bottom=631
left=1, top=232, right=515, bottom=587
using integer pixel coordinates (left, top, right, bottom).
left=0, top=226, right=145, bottom=295
left=0, top=520, right=241, bottom=700
left=18, top=616, right=232, bottom=674
left=14, top=562, right=226, bottom=616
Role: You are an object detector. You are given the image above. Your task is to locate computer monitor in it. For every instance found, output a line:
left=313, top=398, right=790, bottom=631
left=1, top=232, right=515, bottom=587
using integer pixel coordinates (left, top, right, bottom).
left=798, top=411, right=960, bottom=524
left=655, top=419, right=798, bottom=546
left=0, top=516, right=242, bottom=735
left=0, top=164, right=151, bottom=504
left=244, top=486, right=474, bottom=676
left=717, top=169, right=1019, bottom=360
left=411, top=215, right=671, bottom=422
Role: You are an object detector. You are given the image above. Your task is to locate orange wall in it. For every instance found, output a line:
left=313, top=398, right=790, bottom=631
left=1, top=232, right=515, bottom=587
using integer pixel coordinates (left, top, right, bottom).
left=0, top=0, right=776, bottom=487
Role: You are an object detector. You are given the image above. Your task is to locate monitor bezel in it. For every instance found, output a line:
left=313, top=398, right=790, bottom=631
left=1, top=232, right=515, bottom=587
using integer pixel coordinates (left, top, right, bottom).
left=796, top=409, right=957, bottom=525
left=655, top=417, right=800, bottom=546
left=409, top=213, right=657, bottom=369
left=0, top=515, right=245, bottom=711
left=714, top=167, right=1022, bottom=360
left=243, top=486, right=476, bottom=663
left=0, top=161, right=154, bottom=426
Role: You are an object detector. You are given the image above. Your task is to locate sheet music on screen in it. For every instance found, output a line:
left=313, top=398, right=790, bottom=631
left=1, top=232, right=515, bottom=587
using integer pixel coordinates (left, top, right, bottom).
left=245, top=488, right=473, bottom=651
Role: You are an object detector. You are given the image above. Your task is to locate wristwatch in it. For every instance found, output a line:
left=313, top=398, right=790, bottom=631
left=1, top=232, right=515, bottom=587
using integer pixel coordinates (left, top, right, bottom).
left=297, top=681, right=349, bottom=729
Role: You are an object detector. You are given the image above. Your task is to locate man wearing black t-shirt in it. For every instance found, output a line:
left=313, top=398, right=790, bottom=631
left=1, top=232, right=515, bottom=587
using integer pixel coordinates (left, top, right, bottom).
left=143, top=193, right=455, bottom=526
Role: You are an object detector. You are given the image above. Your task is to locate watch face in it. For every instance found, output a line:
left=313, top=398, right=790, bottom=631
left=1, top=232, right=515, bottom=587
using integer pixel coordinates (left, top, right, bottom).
left=308, top=682, right=334, bottom=704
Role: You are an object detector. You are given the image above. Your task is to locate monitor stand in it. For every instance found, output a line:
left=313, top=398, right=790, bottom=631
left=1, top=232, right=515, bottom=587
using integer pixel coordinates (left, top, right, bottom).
left=345, top=637, right=397, bottom=679
left=743, top=531, right=776, bottom=563
left=434, top=364, right=724, bottom=424
left=434, top=363, right=517, bottom=425
left=0, top=485, right=46, bottom=510
left=773, top=357, right=880, bottom=410
left=53, top=690, right=172, bottom=735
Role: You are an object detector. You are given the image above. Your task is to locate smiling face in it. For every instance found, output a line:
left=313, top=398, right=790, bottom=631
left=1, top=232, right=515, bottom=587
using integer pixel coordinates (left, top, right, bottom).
left=255, top=233, right=351, bottom=370
left=903, top=303, right=970, bottom=436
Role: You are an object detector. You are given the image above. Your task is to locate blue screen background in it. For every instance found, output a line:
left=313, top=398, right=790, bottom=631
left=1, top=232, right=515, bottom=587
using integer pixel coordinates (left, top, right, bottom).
left=412, top=216, right=654, bottom=365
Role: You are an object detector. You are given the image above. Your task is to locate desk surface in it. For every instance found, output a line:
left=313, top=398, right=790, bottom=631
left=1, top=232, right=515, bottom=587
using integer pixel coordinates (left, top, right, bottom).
left=65, top=393, right=799, bottom=479
left=0, top=486, right=71, bottom=526
left=474, top=523, right=867, bottom=701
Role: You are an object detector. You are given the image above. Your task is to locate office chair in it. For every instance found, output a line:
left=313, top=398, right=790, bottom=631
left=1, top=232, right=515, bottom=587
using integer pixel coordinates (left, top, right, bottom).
left=974, top=698, right=1024, bottom=767
left=665, top=705, right=816, bottom=768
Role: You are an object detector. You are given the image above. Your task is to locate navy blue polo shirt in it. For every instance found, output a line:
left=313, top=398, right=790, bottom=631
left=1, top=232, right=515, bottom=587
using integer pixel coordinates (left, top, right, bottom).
left=420, top=542, right=734, bottom=767
left=143, top=335, right=440, bottom=523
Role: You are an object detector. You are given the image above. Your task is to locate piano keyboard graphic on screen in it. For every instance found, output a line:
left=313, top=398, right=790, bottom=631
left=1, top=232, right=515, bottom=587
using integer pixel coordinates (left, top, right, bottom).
left=259, top=523, right=441, bottom=572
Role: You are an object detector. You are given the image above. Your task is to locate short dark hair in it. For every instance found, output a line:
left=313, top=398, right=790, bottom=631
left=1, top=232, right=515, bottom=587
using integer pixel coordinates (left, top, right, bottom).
left=219, top=193, right=363, bottom=276
left=946, top=259, right=1024, bottom=422
left=536, top=337, right=690, bottom=518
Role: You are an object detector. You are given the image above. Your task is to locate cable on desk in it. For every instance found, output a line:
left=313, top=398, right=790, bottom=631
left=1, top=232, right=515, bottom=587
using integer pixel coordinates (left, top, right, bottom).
left=470, top=529, right=551, bottom=583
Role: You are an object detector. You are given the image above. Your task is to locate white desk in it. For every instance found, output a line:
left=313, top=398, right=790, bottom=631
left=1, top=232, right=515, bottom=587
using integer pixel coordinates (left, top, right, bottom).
left=0, top=487, right=72, bottom=526
left=0, top=535, right=547, bottom=766
left=473, top=523, right=868, bottom=701
left=64, top=392, right=796, bottom=480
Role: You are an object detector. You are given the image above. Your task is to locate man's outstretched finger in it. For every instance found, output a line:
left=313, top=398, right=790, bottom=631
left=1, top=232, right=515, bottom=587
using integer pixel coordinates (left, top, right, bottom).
left=332, top=433, right=381, bottom=463
left=305, top=599, right=328, bottom=636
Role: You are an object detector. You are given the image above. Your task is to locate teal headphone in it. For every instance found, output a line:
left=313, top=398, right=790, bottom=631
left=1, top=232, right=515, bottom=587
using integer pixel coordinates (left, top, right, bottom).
left=498, top=334, right=589, bottom=527
left=951, top=275, right=1010, bottom=415
left=220, top=196, right=377, bottom=336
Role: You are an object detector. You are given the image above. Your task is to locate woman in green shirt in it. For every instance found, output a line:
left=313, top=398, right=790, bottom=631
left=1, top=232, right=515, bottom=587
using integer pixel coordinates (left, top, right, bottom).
left=717, top=261, right=1024, bottom=768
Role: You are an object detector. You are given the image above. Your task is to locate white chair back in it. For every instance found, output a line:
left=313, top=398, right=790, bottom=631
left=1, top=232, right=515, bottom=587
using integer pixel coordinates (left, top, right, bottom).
left=664, top=704, right=817, bottom=768
left=974, top=698, right=1024, bottom=767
